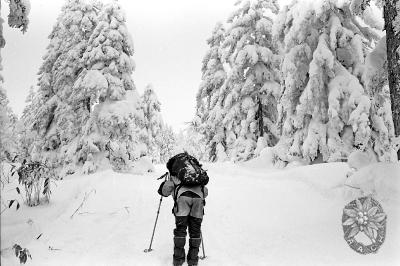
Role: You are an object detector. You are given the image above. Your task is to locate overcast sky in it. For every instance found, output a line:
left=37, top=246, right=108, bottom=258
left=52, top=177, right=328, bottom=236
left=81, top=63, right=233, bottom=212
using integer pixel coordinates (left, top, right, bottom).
left=1, top=0, right=288, bottom=132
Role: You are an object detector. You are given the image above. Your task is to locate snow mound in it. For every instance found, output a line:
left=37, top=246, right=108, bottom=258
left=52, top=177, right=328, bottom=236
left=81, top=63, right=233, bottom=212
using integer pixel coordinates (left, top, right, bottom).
left=2, top=162, right=399, bottom=265
left=347, top=149, right=377, bottom=170
left=241, top=147, right=274, bottom=169
left=345, top=162, right=400, bottom=204
left=286, top=160, right=308, bottom=169
left=130, top=156, right=155, bottom=174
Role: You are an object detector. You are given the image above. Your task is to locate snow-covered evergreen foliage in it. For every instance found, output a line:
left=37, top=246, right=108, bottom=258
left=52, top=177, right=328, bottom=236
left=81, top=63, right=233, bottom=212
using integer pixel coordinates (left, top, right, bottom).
left=17, top=86, right=38, bottom=160
left=0, top=87, right=18, bottom=161
left=0, top=0, right=30, bottom=162
left=73, top=1, right=141, bottom=172
left=221, top=0, right=280, bottom=162
left=141, top=84, right=164, bottom=162
left=196, top=22, right=227, bottom=161
left=138, top=84, right=178, bottom=163
left=196, top=0, right=281, bottom=162
left=175, top=123, right=208, bottom=162
left=362, top=36, right=397, bottom=161
left=272, top=0, right=389, bottom=165
left=158, top=124, right=177, bottom=163
left=26, top=0, right=101, bottom=169
left=22, top=0, right=143, bottom=173
left=7, top=0, right=30, bottom=33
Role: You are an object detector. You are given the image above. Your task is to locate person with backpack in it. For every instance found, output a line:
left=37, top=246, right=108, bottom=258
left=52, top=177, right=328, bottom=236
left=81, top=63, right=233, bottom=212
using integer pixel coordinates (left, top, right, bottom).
left=158, top=152, right=209, bottom=266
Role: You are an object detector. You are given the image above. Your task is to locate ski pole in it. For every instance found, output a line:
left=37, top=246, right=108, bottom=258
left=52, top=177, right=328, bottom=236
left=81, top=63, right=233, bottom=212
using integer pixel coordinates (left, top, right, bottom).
left=144, top=195, right=163, bottom=253
left=200, top=231, right=206, bottom=259
left=144, top=173, right=169, bottom=253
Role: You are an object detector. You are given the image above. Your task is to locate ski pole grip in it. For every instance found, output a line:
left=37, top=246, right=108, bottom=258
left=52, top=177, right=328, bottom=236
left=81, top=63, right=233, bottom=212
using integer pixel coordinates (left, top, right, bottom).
left=157, top=172, right=169, bottom=180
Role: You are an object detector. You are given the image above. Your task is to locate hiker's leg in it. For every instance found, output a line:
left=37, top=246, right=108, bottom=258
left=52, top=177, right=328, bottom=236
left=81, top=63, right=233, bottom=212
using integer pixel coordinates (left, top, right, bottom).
left=173, top=215, right=188, bottom=266
left=187, top=215, right=202, bottom=265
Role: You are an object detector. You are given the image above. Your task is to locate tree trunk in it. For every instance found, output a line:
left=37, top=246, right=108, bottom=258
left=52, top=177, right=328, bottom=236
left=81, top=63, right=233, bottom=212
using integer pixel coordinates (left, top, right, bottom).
left=384, top=0, right=400, bottom=160
left=256, top=96, right=264, bottom=138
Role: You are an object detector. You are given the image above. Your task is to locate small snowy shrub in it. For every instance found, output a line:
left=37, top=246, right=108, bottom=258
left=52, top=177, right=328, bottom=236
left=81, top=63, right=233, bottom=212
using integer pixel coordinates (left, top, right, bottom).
left=82, top=160, right=96, bottom=175
left=12, top=161, right=56, bottom=206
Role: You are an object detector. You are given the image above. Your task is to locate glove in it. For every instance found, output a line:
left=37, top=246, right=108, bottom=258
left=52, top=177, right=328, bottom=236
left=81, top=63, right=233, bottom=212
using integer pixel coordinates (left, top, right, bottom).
left=203, top=186, right=208, bottom=198
left=158, top=180, right=175, bottom=197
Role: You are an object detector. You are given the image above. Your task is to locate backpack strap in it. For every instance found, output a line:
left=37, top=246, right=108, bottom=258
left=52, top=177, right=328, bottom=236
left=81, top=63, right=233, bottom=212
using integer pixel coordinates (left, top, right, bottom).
left=172, top=183, right=183, bottom=215
left=201, top=185, right=206, bottom=206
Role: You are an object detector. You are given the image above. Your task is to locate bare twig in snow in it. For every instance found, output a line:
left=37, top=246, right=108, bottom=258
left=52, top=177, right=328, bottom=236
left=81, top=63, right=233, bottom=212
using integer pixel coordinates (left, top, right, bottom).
left=78, top=211, right=95, bottom=215
left=70, top=189, right=96, bottom=219
left=344, top=184, right=361, bottom=190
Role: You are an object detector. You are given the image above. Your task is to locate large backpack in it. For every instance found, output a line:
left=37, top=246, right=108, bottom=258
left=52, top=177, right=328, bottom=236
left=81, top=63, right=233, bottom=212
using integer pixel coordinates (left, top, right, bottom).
left=166, top=152, right=209, bottom=187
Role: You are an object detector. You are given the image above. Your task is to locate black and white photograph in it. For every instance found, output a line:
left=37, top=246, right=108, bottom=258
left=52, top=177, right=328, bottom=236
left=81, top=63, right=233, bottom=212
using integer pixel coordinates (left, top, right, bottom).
left=0, top=0, right=399, bottom=265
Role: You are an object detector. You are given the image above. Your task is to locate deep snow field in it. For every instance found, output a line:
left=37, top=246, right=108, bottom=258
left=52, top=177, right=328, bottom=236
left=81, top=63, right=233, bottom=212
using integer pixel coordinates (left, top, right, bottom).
left=1, top=158, right=399, bottom=266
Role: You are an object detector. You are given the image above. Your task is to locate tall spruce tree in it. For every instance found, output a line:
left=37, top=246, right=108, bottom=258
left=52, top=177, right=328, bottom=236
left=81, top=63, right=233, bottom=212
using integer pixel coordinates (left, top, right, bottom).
left=196, top=22, right=227, bottom=161
left=0, top=0, right=30, bottom=161
left=74, top=1, right=140, bottom=172
left=383, top=0, right=400, bottom=159
left=18, top=86, right=38, bottom=160
left=30, top=0, right=100, bottom=168
left=0, top=87, right=18, bottom=161
left=141, top=84, right=163, bottom=162
left=220, top=0, right=280, bottom=161
left=158, top=124, right=177, bottom=163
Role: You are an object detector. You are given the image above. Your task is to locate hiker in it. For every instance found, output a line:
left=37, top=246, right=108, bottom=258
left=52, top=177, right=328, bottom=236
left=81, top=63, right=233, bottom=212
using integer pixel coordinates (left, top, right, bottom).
left=158, top=152, right=209, bottom=266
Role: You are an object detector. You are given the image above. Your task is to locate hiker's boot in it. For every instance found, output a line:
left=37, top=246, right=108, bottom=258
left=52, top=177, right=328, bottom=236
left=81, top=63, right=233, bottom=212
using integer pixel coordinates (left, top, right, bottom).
left=187, top=238, right=201, bottom=266
left=173, top=237, right=186, bottom=266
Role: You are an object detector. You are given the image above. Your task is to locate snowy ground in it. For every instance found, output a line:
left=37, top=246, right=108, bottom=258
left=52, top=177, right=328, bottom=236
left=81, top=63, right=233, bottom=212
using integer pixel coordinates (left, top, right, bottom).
left=1, top=161, right=399, bottom=266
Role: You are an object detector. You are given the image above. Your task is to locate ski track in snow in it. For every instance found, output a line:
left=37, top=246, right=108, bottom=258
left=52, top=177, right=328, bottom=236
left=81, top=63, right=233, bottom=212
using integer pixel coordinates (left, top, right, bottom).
left=1, top=163, right=399, bottom=266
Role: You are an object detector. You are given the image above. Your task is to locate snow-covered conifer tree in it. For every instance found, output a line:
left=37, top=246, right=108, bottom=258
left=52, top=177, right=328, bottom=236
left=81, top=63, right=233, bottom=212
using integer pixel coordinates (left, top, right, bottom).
left=349, top=0, right=399, bottom=162
left=220, top=0, right=280, bottom=161
left=175, top=125, right=208, bottom=162
left=6, top=0, right=30, bottom=33
left=0, top=0, right=30, bottom=161
left=0, top=87, right=18, bottom=161
left=361, top=36, right=397, bottom=162
left=74, top=1, right=141, bottom=172
left=18, top=86, right=38, bottom=160
left=158, top=124, right=177, bottom=163
left=141, top=84, right=164, bottom=162
left=30, top=0, right=100, bottom=168
left=196, top=22, right=227, bottom=161
left=272, top=0, right=383, bottom=164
